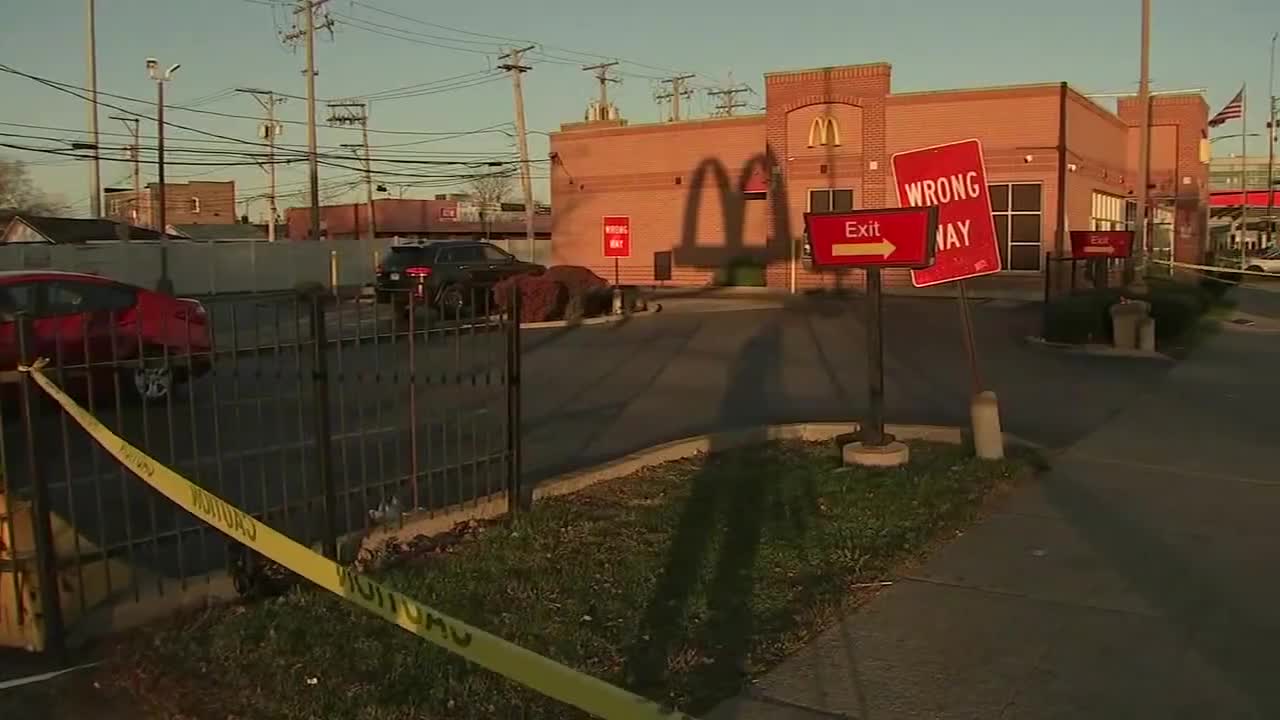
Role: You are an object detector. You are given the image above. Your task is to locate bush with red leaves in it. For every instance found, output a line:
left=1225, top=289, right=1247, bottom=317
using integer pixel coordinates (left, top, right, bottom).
left=493, top=274, right=568, bottom=323
left=544, top=265, right=611, bottom=320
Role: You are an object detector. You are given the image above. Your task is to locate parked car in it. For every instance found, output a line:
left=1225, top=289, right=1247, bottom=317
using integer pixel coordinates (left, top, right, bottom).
left=373, top=240, right=545, bottom=313
left=1244, top=247, right=1280, bottom=274
left=0, top=270, right=211, bottom=403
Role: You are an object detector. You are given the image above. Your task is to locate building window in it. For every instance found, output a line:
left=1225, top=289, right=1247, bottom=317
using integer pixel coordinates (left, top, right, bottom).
left=1090, top=191, right=1128, bottom=231
left=989, top=182, right=1042, bottom=271
left=190, top=197, right=201, bottom=214
left=807, top=116, right=841, bottom=147
left=808, top=188, right=854, bottom=213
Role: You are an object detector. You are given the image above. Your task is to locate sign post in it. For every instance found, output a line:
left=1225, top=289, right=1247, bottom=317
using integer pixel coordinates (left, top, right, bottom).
left=805, top=206, right=937, bottom=462
left=892, top=139, right=1005, bottom=460
left=602, top=215, right=631, bottom=286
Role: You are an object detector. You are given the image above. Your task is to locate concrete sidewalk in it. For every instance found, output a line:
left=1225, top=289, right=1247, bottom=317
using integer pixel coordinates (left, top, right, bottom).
left=712, top=288, right=1280, bottom=719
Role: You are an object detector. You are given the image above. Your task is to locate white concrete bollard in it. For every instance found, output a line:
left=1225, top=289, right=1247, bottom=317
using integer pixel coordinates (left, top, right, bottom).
left=612, top=287, right=624, bottom=315
left=1138, top=317, right=1156, bottom=353
left=971, top=390, right=1004, bottom=460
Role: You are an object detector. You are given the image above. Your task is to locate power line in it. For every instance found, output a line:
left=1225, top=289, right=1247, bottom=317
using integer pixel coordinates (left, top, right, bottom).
left=0, top=63, right=515, bottom=136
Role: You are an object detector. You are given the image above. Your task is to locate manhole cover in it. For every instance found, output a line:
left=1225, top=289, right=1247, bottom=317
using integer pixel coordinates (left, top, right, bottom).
left=1230, top=318, right=1256, bottom=326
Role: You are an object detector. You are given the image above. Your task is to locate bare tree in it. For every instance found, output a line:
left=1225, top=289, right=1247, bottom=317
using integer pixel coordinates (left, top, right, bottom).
left=0, top=158, right=62, bottom=216
left=469, top=172, right=514, bottom=239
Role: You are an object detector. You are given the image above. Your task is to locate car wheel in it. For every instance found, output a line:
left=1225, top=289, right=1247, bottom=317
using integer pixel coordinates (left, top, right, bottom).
left=440, top=285, right=466, bottom=315
left=1246, top=265, right=1264, bottom=273
left=131, top=364, right=174, bottom=403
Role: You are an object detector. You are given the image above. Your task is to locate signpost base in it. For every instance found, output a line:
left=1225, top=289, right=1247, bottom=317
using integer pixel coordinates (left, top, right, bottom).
left=843, top=440, right=910, bottom=468
left=971, top=390, right=1004, bottom=460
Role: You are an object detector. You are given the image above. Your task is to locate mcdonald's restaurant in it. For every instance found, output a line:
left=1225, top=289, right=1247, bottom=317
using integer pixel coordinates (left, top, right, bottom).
left=547, top=62, right=1211, bottom=290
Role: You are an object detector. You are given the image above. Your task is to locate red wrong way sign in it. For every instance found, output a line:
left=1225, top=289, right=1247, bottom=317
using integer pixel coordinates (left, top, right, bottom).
left=892, top=139, right=1002, bottom=287
left=1070, top=230, right=1132, bottom=259
left=602, top=215, right=631, bottom=258
left=805, top=207, right=938, bottom=269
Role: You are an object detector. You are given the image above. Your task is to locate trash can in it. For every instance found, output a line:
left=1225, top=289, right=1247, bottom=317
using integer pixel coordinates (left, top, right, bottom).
left=1109, top=299, right=1150, bottom=350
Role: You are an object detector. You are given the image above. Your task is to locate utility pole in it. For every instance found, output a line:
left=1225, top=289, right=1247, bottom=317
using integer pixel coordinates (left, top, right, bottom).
left=283, top=0, right=333, bottom=243
left=1266, top=32, right=1277, bottom=248
left=329, top=100, right=376, bottom=241
left=500, top=46, right=537, bottom=262
left=656, top=74, right=696, bottom=122
left=86, top=0, right=102, bottom=217
left=582, top=61, right=619, bottom=120
left=238, top=88, right=287, bottom=241
left=708, top=81, right=749, bottom=117
left=110, top=115, right=141, bottom=224
left=1131, top=0, right=1151, bottom=286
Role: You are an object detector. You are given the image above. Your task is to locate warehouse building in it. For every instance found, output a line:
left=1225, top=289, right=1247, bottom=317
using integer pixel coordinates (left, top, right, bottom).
left=548, top=62, right=1209, bottom=289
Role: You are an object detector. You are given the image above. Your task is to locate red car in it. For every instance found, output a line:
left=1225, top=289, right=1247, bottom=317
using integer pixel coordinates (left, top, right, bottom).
left=0, top=270, right=211, bottom=403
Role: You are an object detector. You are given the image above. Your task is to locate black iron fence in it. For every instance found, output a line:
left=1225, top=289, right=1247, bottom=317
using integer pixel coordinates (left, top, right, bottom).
left=1, top=288, right=520, bottom=650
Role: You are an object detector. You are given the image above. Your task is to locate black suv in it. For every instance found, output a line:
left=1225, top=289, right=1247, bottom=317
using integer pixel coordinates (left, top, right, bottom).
left=374, top=240, right=544, bottom=312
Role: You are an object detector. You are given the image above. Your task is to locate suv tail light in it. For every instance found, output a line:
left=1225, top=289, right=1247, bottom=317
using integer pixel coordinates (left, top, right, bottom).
left=405, top=266, right=432, bottom=277
left=375, top=263, right=384, bottom=274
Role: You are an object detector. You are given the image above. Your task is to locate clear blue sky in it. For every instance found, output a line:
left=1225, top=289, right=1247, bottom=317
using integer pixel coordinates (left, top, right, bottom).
left=2, top=0, right=1277, bottom=219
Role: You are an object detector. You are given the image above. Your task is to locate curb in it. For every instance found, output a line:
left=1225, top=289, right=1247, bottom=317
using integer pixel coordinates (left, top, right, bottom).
left=1023, top=336, right=1173, bottom=361
left=357, top=422, right=1043, bottom=560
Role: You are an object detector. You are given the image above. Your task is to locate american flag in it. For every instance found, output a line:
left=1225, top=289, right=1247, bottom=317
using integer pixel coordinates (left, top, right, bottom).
left=1208, top=86, right=1244, bottom=127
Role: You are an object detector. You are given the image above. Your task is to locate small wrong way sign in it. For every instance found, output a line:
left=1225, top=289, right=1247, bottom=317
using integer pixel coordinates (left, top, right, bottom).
left=892, top=139, right=1002, bottom=288
left=602, top=215, right=631, bottom=258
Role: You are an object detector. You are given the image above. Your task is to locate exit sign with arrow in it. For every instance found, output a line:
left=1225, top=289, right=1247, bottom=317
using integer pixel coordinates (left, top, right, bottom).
left=805, top=206, right=939, bottom=269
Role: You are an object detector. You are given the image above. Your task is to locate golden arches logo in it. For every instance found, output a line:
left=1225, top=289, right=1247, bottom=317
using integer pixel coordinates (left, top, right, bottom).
left=807, top=115, right=841, bottom=147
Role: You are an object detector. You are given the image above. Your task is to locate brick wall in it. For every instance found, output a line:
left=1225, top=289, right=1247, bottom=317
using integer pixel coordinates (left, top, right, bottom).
left=546, top=65, right=1175, bottom=289
left=1117, top=93, right=1210, bottom=263
left=153, top=181, right=236, bottom=226
left=549, top=115, right=769, bottom=285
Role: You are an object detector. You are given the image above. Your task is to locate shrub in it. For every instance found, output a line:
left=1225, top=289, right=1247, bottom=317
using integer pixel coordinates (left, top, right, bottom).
left=544, top=265, right=611, bottom=320
left=717, top=255, right=766, bottom=287
left=493, top=274, right=568, bottom=323
left=1044, top=278, right=1215, bottom=344
left=1043, top=289, right=1121, bottom=344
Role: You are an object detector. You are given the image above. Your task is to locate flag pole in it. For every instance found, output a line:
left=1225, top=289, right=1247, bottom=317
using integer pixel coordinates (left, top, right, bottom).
left=1241, top=84, right=1249, bottom=269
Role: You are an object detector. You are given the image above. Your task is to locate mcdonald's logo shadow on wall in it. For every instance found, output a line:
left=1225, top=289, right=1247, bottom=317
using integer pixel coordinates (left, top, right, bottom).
left=674, top=152, right=794, bottom=269
left=807, top=115, right=841, bottom=147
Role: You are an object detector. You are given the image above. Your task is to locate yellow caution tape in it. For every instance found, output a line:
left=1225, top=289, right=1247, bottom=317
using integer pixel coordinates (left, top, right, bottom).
left=19, top=358, right=694, bottom=720
left=1150, top=259, right=1278, bottom=278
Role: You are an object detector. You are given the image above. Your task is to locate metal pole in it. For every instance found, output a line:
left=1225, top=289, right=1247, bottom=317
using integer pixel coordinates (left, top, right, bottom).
left=1242, top=86, right=1250, bottom=269
left=16, top=317, right=67, bottom=662
left=1267, top=33, right=1277, bottom=248
left=863, top=268, right=885, bottom=446
left=304, top=1, right=322, bottom=243
left=1132, top=0, right=1152, bottom=282
left=309, top=295, right=338, bottom=558
left=957, top=280, right=983, bottom=393
left=86, top=0, right=101, bottom=217
left=506, top=290, right=527, bottom=511
left=614, top=257, right=620, bottom=287
left=156, top=79, right=172, bottom=294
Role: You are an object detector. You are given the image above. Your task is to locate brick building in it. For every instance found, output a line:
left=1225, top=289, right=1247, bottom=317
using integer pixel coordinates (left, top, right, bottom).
left=548, top=62, right=1210, bottom=289
left=104, top=180, right=237, bottom=229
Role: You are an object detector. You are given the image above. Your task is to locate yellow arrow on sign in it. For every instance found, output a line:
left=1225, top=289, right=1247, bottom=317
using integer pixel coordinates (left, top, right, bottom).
left=832, top=240, right=897, bottom=258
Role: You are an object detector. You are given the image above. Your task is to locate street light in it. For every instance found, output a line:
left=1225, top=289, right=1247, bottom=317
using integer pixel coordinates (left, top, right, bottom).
left=147, top=57, right=179, bottom=295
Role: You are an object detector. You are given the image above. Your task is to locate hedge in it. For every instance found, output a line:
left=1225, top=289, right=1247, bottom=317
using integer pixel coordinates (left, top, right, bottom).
left=1043, top=278, right=1218, bottom=345
left=544, top=265, right=611, bottom=321
left=493, top=274, right=568, bottom=323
